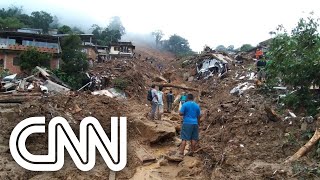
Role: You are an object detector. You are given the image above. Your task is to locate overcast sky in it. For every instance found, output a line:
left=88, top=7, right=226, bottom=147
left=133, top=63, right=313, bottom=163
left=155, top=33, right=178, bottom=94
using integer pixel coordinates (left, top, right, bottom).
left=1, top=0, right=319, bottom=51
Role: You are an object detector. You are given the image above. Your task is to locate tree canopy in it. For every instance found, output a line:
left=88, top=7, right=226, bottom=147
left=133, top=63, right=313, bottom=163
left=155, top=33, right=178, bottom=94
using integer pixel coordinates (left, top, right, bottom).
left=267, top=15, right=320, bottom=115
left=152, top=30, right=164, bottom=46
left=19, top=48, right=51, bottom=72
left=31, top=11, right=53, bottom=33
left=161, top=34, right=193, bottom=56
left=107, top=16, right=125, bottom=35
left=240, top=44, right=254, bottom=51
left=91, top=24, right=122, bottom=46
left=58, top=25, right=72, bottom=34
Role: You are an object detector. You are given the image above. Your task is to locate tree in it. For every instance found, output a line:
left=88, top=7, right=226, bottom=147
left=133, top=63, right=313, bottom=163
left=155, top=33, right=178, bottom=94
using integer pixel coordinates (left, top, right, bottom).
left=31, top=11, right=53, bottom=33
left=18, top=14, right=33, bottom=27
left=50, top=15, right=60, bottom=29
left=91, top=24, right=121, bottom=46
left=152, top=30, right=164, bottom=46
left=227, top=45, right=235, bottom=52
left=0, top=6, right=35, bottom=28
left=107, top=16, right=125, bottom=35
left=239, top=44, right=254, bottom=51
left=0, top=17, right=24, bottom=29
left=0, top=6, right=23, bottom=18
left=55, top=35, right=89, bottom=89
left=267, top=15, right=320, bottom=115
left=163, top=34, right=193, bottom=56
left=58, top=25, right=72, bottom=34
left=19, top=48, right=51, bottom=72
left=72, top=26, right=84, bottom=34
left=215, top=45, right=227, bottom=52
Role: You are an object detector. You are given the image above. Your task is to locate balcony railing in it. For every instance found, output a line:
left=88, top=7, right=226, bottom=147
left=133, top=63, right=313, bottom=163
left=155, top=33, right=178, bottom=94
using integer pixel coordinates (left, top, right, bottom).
left=0, top=44, right=59, bottom=53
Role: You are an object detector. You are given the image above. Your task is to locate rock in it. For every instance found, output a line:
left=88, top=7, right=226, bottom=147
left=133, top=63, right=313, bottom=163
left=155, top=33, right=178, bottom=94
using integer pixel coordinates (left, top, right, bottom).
left=183, top=72, right=190, bottom=81
left=158, top=158, right=169, bottom=166
left=211, top=168, right=226, bottom=179
left=179, top=156, right=201, bottom=168
left=133, top=119, right=176, bottom=144
left=187, top=76, right=194, bottom=82
left=265, top=106, right=281, bottom=122
left=302, top=116, right=314, bottom=124
left=301, top=122, right=308, bottom=131
left=165, top=155, right=184, bottom=162
left=0, top=145, right=9, bottom=153
left=173, top=137, right=182, bottom=146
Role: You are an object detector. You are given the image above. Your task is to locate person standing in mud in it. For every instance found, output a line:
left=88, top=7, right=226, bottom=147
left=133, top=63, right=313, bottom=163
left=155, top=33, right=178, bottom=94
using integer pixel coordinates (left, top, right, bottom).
left=149, top=84, right=158, bottom=120
left=157, top=86, right=164, bottom=120
left=166, top=90, right=174, bottom=113
left=179, top=93, right=201, bottom=157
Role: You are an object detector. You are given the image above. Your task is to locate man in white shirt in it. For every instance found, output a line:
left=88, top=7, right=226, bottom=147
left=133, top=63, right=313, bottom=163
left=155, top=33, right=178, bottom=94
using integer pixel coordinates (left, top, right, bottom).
left=157, top=86, right=164, bottom=120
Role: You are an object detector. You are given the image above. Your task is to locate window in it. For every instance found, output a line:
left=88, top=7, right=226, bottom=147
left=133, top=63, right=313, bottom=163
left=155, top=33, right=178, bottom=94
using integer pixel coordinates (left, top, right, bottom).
left=0, top=59, right=3, bottom=67
left=13, top=57, right=20, bottom=66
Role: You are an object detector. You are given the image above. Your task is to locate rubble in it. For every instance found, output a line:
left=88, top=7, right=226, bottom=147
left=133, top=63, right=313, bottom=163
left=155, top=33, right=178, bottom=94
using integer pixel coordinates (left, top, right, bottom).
left=92, top=88, right=126, bottom=99
left=0, top=66, right=71, bottom=95
left=230, top=82, right=255, bottom=96
left=196, top=53, right=231, bottom=79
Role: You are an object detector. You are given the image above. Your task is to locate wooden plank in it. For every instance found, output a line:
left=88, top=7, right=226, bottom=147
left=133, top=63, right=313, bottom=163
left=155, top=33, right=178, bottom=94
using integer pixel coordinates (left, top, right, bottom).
left=135, top=147, right=156, bottom=163
left=154, top=83, right=199, bottom=91
left=109, top=171, right=116, bottom=180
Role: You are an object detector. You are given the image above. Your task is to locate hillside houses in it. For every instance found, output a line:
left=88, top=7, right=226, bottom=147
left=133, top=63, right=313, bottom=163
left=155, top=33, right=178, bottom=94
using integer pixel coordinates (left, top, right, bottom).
left=0, top=29, right=135, bottom=74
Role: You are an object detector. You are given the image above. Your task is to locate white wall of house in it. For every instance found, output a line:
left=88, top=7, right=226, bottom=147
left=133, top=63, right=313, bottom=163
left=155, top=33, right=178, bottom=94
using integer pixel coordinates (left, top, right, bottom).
left=110, top=46, right=120, bottom=55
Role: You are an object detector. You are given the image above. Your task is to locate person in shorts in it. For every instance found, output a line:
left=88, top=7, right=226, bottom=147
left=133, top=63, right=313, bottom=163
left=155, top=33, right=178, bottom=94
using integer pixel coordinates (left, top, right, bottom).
left=179, top=93, right=201, bottom=157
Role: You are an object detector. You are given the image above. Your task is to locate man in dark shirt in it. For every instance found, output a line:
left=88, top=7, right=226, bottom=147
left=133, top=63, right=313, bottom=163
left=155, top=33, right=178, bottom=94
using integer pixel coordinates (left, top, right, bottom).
left=257, top=58, right=267, bottom=81
left=166, top=90, right=174, bottom=112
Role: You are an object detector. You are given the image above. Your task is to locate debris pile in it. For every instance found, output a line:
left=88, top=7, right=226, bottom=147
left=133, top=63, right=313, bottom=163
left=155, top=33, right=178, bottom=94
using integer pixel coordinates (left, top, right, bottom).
left=1, top=66, right=70, bottom=95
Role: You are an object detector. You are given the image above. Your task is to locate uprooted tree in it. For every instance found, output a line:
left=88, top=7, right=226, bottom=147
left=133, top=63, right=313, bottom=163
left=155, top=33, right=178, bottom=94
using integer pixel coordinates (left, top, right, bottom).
left=267, top=15, right=320, bottom=115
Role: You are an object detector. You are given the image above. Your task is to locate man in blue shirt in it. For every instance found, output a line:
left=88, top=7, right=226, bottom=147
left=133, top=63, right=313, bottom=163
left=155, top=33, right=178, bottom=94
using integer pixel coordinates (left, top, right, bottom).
left=179, top=93, right=201, bottom=157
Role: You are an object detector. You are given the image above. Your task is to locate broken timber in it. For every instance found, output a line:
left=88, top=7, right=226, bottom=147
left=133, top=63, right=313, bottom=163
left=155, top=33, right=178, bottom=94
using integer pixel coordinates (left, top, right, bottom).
left=0, top=94, right=41, bottom=103
left=135, top=146, right=156, bottom=163
left=285, top=128, right=320, bottom=163
left=154, top=83, right=199, bottom=91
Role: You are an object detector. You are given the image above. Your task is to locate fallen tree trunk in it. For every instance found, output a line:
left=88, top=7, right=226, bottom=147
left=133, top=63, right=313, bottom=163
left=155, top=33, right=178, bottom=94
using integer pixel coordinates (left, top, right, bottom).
left=0, top=95, right=41, bottom=103
left=154, top=83, right=199, bottom=91
left=285, top=128, right=320, bottom=163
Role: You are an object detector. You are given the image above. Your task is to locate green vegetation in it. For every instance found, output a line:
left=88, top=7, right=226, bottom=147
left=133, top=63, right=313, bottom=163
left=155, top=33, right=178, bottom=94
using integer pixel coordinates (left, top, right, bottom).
left=19, top=48, right=51, bottom=72
left=267, top=15, right=320, bottom=115
left=161, top=34, right=194, bottom=57
left=54, top=35, right=89, bottom=89
left=239, top=44, right=254, bottom=51
left=152, top=30, right=164, bottom=47
left=91, top=16, right=125, bottom=46
left=113, top=77, right=129, bottom=90
left=0, top=7, right=54, bottom=32
left=57, top=25, right=72, bottom=34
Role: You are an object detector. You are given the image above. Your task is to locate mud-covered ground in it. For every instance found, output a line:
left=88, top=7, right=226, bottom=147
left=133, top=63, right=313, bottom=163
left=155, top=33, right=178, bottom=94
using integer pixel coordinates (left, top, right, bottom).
left=0, top=46, right=319, bottom=179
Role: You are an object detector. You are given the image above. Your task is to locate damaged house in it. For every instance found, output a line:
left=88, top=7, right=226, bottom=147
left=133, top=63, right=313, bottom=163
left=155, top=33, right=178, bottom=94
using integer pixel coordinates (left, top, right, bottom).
left=54, top=34, right=98, bottom=62
left=196, top=53, right=231, bottom=79
left=109, top=41, right=135, bottom=59
left=0, top=30, right=61, bottom=74
left=96, top=45, right=109, bottom=62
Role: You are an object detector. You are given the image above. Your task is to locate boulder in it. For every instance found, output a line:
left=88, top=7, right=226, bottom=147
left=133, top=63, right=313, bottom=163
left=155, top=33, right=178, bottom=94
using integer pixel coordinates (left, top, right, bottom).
left=179, top=156, right=201, bottom=168
left=134, top=119, right=176, bottom=143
